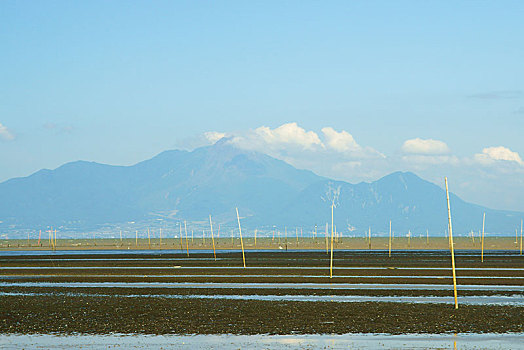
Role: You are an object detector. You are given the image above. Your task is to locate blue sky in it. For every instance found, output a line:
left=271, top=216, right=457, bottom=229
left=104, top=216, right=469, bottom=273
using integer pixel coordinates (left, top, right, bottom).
left=1, top=1, right=523, bottom=211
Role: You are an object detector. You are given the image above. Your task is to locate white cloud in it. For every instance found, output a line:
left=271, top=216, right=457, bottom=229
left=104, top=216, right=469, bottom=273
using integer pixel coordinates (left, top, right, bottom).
left=204, top=131, right=227, bottom=143
left=253, top=122, right=324, bottom=150
left=321, top=127, right=359, bottom=152
left=474, top=146, right=523, bottom=166
left=401, top=138, right=450, bottom=155
left=0, top=122, right=14, bottom=141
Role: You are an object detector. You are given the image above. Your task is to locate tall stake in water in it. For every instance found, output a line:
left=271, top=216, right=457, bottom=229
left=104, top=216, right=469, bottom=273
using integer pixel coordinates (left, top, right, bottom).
left=236, top=207, right=246, bottom=268
left=135, top=230, right=138, bottom=248
left=368, top=227, right=371, bottom=250
left=520, top=219, right=522, bottom=255
left=209, top=215, right=216, bottom=261
left=184, top=221, right=189, bottom=257
left=389, top=221, right=392, bottom=257
left=330, top=203, right=335, bottom=278
left=325, top=223, right=329, bottom=254
left=481, top=213, right=485, bottom=262
left=445, top=177, right=459, bottom=309
left=147, top=228, right=151, bottom=249
left=426, top=229, right=429, bottom=245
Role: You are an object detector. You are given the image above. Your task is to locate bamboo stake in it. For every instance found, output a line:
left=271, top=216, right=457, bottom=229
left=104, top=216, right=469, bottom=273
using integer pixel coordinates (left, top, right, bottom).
left=254, top=229, right=257, bottom=247
left=284, top=227, right=288, bottom=251
left=159, top=228, right=162, bottom=248
left=231, top=229, right=234, bottom=247
left=54, top=229, right=57, bottom=250
left=520, top=219, right=522, bottom=255
left=445, top=177, right=459, bottom=309
left=388, top=220, right=392, bottom=257
left=148, top=228, right=151, bottom=249
left=192, top=229, right=194, bottom=243
left=426, top=229, right=429, bottom=245
left=236, top=207, right=246, bottom=268
left=27, top=232, right=29, bottom=246
left=330, top=203, right=334, bottom=278
left=202, top=230, right=205, bottom=245
left=38, top=230, right=41, bottom=246
left=481, top=213, right=485, bottom=262
left=184, top=221, right=189, bottom=257
left=325, top=223, right=329, bottom=254
left=408, top=230, right=411, bottom=249
left=295, top=227, right=298, bottom=242
left=120, top=230, right=122, bottom=244
left=209, top=215, right=216, bottom=261
left=135, top=230, right=138, bottom=248
left=272, top=229, right=275, bottom=241
left=368, top=227, right=371, bottom=250
left=180, top=225, right=184, bottom=251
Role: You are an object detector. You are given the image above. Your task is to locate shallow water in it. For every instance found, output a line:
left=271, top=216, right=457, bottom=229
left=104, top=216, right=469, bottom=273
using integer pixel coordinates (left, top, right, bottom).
left=1, top=281, right=522, bottom=290
left=2, top=291, right=523, bottom=306
left=2, top=266, right=523, bottom=270
left=0, top=333, right=522, bottom=349
left=0, top=249, right=520, bottom=256
left=1, top=274, right=522, bottom=279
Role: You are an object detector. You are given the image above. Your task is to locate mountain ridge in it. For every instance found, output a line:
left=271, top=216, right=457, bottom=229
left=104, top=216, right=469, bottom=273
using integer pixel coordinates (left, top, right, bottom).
left=0, top=140, right=522, bottom=235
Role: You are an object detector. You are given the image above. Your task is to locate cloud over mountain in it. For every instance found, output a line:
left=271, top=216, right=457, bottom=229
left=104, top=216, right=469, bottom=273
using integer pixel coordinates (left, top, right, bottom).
left=401, top=138, right=450, bottom=155
left=474, top=146, right=523, bottom=166
left=0, top=122, right=14, bottom=141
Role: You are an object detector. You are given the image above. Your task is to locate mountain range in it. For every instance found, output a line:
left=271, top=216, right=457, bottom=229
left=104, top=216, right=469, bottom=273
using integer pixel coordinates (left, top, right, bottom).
left=0, top=138, right=522, bottom=236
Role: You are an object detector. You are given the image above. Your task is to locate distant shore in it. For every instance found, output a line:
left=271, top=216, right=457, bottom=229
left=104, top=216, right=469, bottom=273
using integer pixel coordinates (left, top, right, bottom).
left=0, top=236, right=521, bottom=251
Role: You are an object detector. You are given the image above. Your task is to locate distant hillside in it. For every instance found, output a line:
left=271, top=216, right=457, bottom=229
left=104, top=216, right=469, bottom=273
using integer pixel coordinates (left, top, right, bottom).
left=0, top=139, right=522, bottom=235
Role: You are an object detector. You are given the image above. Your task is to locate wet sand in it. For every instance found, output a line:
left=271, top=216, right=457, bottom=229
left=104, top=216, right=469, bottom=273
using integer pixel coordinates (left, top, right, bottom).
left=0, top=249, right=523, bottom=335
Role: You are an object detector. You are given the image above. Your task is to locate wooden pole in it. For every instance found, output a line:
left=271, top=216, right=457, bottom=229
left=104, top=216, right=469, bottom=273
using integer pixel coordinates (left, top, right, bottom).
left=389, top=221, right=392, bottom=258
left=330, top=203, right=334, bottom=278
left=325, top=223, right=329, bottom=254
left=368, top=227, right=371, bottom=250
left=408, top=230, right=411, bottom=249
left=481, top=213, right=485, bottom=262
left=38, top=230, right=41, bottom=246
left=284, top=227, right=288, bottom=251
left=520, top=219, right=522, bottom=255
left=135, top=230, right=138, bottom=248
left=445, top=177, right=459, bottom=309
left=120, top=230, right=123, bottom=244
left=54, top=229, right=57, bottom=250
left=209, top=215, right=216, bottom=261
left=148, top=228, right=151, bottom=249
left=426, top=229, right=429, bottom=245
left=184, top=221, right=189, bottom=257
left=159, top=228, right=162, bottom=248
left=236, top=207, right=246, bottom=268
left=295, top=227, right=299, bottom=242
left=272, top=229, right=275, bottom=241
left=254, top=229, right=257, bottom=247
